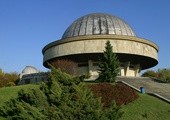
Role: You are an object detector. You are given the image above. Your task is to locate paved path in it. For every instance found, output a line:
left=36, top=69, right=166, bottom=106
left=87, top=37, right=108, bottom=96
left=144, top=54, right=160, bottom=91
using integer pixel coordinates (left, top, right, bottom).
left=116, top=77, right=170, bottom=101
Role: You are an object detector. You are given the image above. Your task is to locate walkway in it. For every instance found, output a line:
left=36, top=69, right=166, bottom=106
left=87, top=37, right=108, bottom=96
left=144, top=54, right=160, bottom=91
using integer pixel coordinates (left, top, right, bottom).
left=116, top=77, right=170, bottom=102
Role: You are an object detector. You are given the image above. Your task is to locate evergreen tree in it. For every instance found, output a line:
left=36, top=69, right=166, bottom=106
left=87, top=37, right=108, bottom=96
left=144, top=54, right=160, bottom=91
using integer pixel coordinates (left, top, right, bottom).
left=97, top=41, right=120, bottom=82
left=0, top=66, right=123, bottom=119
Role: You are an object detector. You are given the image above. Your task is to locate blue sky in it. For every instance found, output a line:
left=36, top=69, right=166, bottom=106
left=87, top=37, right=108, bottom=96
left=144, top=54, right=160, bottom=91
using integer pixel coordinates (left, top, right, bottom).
left=0, top=0, right=170, bottom=73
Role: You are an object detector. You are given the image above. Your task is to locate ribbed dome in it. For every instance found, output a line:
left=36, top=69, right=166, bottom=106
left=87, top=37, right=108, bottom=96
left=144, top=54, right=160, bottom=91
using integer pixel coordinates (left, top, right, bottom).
left=22, top=66, right=39, bottom=74
left=62, top=13, right=136, bottom=39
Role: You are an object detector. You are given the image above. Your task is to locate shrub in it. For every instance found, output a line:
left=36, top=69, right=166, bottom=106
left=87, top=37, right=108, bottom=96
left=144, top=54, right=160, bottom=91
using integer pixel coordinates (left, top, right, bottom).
left=0, top=66, right=123, bottom=120
left=142, top=69, right=170, bottom=83
left=111, top=83, right=139, bottom=105
left=6, top=82, right=16, bottom=87
left=0, top=69, right=19, bottom=87
left=51, top=59, right=78, bottom=76
left=89, top=82, right=139, bottom=106
left=142, top=70, right=157, bottom=77
left=157, top=69, right=170, bottom=83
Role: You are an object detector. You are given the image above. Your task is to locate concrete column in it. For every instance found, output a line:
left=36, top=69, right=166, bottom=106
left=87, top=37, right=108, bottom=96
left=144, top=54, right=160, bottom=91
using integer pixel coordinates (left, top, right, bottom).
left=124, top=61, right=130, bottom=76
left=134, top=64, right=140, bottom=77
left=88, top=60, right=93, bottom=76
left=120, top=67, right=125, bottom=76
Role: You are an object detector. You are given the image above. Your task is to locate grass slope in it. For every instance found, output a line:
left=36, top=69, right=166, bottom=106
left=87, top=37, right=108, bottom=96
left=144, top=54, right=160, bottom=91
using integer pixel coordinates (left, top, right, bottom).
left=121, top=94, right=170, bottom=120
left=0, top=84, right=38, bottom=107
left=0, top=84, right=170, bottom=120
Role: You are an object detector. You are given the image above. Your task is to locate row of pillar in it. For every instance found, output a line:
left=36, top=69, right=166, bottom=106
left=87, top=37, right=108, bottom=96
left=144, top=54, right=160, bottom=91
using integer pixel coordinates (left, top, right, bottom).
left=87, top=60, right=141, bottom=77
left=122, top=61, right=141, bottom=77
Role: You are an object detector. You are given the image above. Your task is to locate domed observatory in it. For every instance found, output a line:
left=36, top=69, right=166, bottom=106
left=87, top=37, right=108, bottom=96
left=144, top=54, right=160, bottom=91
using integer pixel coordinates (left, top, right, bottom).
left=42, top=13, right=158, bottom=79
left=19, top=66, right=48, bottom=85
left=20, top=66, right=39, bottom=79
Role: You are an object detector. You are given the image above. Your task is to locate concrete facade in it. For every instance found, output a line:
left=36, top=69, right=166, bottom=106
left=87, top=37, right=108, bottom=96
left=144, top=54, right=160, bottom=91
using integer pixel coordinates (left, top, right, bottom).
left=19, top=72, right=48, bottom=85
left=43, top=35, right=158, bottom=63
left=42, top=13, right=159, bottom=78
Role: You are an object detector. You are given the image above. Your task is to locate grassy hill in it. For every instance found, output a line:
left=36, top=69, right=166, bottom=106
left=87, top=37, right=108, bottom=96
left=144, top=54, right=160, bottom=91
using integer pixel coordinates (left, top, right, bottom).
left=0, top=84, right=38, bottom=107
left=120, top=94, right=170, bottom=120
left=0, top=84, right=170, bottom=120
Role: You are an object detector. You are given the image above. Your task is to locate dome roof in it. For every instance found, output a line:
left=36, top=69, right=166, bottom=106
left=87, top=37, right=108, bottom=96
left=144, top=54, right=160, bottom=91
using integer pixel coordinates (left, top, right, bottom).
left=62, top=13, right=136, bottom=39
left=22, top=66, right=39, bottom=74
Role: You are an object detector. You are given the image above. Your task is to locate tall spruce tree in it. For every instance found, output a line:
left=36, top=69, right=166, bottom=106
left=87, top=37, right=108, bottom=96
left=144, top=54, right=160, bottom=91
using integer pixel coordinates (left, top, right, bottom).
left=97, top=41, right=120, bottom=82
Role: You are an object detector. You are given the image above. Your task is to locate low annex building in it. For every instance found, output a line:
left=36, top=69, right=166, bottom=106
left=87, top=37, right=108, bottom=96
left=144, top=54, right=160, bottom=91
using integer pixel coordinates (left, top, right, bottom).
left=42, top=13, right=159, bottom=79
left=19, top=66, right=48, bottom=84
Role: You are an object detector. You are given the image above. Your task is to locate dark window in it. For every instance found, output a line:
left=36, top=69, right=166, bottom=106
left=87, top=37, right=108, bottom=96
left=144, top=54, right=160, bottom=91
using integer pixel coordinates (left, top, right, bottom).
left=78, top=63, right=88, bottom=67
left=24, top=79, right=30, bottom=84
left=130, top=65, right=134, bottom=68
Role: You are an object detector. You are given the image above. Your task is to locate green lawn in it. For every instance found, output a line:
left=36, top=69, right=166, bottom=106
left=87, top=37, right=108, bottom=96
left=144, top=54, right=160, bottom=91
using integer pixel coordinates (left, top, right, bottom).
left=121, top=94, right=170, bottom=120
left=0, top=84, right=38, bottom=107
left=0, top=84, right=170, bottom=120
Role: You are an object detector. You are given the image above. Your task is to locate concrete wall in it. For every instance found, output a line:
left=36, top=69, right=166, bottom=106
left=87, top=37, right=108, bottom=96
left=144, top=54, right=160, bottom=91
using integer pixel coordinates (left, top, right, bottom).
left=43, top=35, right=158, bottom=63
left=76, top=60, right=140, bottom=79
left=19, top=72, right=48, bottom=85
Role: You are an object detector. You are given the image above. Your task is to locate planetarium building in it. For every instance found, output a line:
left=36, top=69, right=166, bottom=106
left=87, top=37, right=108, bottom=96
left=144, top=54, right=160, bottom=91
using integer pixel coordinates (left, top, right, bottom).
left=42, top=13, right=158, bottom=79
